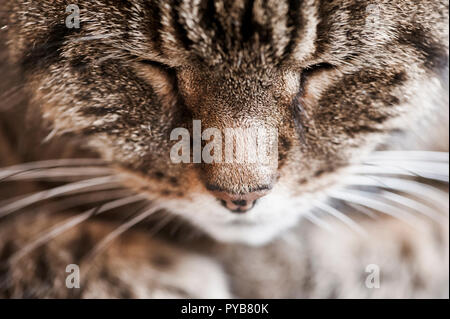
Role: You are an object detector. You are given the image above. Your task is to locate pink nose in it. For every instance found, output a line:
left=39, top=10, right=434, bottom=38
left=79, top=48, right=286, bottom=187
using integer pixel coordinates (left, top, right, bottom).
left=211, top=189, right=270, bottom=213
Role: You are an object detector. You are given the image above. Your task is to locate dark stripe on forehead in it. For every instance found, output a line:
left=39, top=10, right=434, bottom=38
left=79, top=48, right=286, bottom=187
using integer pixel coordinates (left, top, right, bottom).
left=173, top=0, right=302, bottom=64
left=241, top=0, right=256, bottom=43
left=312, top=0, right=332, bottom=58
left=200, top=0, right=227, bottom=51
left=145, top=0, right=164, bottom=54
left=318, top=1, right=380, bottom=57
left=253, top=0, right=273, bottom=45
left=202, top=0, right=219, bottom=33
left=171, top=0, right=194, bottom=50
left=282, top=0, right=304, bottom=60
left=313, top=1, right=369, bottom=60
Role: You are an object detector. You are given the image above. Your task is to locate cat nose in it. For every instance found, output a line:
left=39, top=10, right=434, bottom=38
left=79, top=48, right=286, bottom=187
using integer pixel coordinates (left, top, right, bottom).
left=209, top=188, right=271, bottom=213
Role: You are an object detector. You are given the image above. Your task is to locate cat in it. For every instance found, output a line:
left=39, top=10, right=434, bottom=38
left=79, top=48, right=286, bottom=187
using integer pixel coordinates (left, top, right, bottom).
left=0, top=0, right=448, bottom=298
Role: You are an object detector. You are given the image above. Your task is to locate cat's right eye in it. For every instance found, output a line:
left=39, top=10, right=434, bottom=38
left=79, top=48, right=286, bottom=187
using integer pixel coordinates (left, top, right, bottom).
left=134, top=58, right=178, bottom=100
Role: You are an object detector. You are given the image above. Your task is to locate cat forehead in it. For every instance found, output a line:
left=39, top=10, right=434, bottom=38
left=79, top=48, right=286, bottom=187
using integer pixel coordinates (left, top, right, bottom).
left=145, top=0, right=402, bottom=69
left=152, top=0, right=320, bottom=68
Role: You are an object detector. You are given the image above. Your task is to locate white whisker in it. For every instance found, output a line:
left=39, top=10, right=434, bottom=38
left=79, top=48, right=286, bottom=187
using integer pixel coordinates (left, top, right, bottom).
left=342, top=175, right=449, bottom=209
left=70, top=33, right=117, bottom=43
left=350, top=164, right=449, bottom=182
left=0, top=159, right=107, bottom=172
left=84, top=204, right=161, bottom=263
left=0, top=159, right=107, bottom=180
left=30, top=189, right=134, bottom=213
left=6, top=189, right=134, bottom=218
left=303, top=211, right=337, bottom=233
left=0, top=176, right=120, bottom=218
left=364, top=161, right=449, bottom=173
left=355, top=189, right=447, bottom=223
left=8, top=194, right=147, bottom=265
left=1, top=167, right=114, bottom=182
left=329, top=189, right=423, bottom=229
left=369, top=151, right=449, bottom=162
left=345, top=203, right=379, bottom=219
left=361, top=161, right=449, bottom=181
left=313, top=201, right=367, bottom=236
left=147, top=213, right=177, bottom=236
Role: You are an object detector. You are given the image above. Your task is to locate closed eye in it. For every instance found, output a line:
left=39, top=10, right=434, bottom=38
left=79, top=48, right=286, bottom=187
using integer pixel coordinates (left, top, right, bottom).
left=134, top=58, right=177, bottom=86
left=300, top=62, right=335, bottom=90
left=136, top=59, right=174, bottom=72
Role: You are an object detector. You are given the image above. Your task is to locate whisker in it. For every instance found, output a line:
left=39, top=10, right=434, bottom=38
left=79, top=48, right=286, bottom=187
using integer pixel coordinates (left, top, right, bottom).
left=329, top=189, right=423, bottom=229
left=364, top=161, right=449, bottom=172
left=0, top=84, right=27, bottom=111
left=0, top=159, right=107, bottom=172
left=1, top=167, right=114, bottom=182
left=0, top=176, right=120, bottom=218
left=0, top=84, right=25, bottom=100
left=303, top=211, right=337, bottom=233
left=7, top=194, right=147, bottom=265
left=365, top=189, right=447, bottom=223
left=7, top=206, right=100, bottom=266
left=147, top=212, right=177, bottom=237
left=0, top=158, right=108, bottom=180
left=1, top=189, right=134, bottom=218
left=313, top=201, right=367, bottom=236
left=83, top=203, right=161, bottom=264
left=342, top=175, right=449, bottom=209
left=350, top=164, right=449, bottom=182
left=360, top=162, right=449, bottom=182
left=69, top=33, right=117, bottom=43
left=26, top=189, right=134, bottom=214
left=345, top=203, right=379, bottom=219
left=369, top=151, right=449, bottom=162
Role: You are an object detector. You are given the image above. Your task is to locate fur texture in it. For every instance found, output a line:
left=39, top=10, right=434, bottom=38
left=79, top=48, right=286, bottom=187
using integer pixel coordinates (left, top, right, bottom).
left=0, top=0, right=448, bottom=298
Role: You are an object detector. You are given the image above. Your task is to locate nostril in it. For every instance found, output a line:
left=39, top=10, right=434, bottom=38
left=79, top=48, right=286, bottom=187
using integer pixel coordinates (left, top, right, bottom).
left=211, top=188, right=270, bottom=213
left=231, top=199, right=247, bottom=207
left=219, top=198, right=257, bottom=213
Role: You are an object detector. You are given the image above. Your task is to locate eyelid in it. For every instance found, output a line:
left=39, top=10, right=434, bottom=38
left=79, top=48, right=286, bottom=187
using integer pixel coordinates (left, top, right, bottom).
left=302, top=62, right=335, bottom=78
left=300, top=62, right=335, bottom=89
left=137, top=59, right=172, bottom=70
left=136, top=58, right=177, bottom=82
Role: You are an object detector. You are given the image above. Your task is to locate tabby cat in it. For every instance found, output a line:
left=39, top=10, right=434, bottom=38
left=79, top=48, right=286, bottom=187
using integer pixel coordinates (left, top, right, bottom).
left=0, top=0, right=448, bottom=298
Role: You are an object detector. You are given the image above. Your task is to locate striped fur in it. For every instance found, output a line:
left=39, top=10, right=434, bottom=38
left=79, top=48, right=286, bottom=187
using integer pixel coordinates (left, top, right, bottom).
left=0, top=0, right=448, bottom=298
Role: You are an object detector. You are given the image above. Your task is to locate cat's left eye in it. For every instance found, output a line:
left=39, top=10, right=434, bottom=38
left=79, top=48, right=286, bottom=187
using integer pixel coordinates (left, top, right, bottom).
left=297, top=62, right=335, bottom=94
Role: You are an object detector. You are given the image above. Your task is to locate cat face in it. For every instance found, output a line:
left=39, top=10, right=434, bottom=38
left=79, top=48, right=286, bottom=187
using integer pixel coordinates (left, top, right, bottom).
left=6, top=0, right=448, bottom=244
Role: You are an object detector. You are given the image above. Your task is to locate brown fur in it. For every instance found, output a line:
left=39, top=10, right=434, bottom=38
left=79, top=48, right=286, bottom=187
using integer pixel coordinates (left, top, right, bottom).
left=0, top=0, right=448, bottom=298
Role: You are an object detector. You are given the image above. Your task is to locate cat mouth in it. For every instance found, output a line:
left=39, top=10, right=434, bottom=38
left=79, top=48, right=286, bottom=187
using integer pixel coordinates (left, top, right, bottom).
left=227, top=219, right=260, bottom=226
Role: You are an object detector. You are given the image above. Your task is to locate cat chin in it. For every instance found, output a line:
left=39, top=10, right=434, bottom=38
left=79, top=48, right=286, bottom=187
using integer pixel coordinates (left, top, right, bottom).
left=162, top=192, right=309, bottom=246
left=195, top=215, right=301, bottom=246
